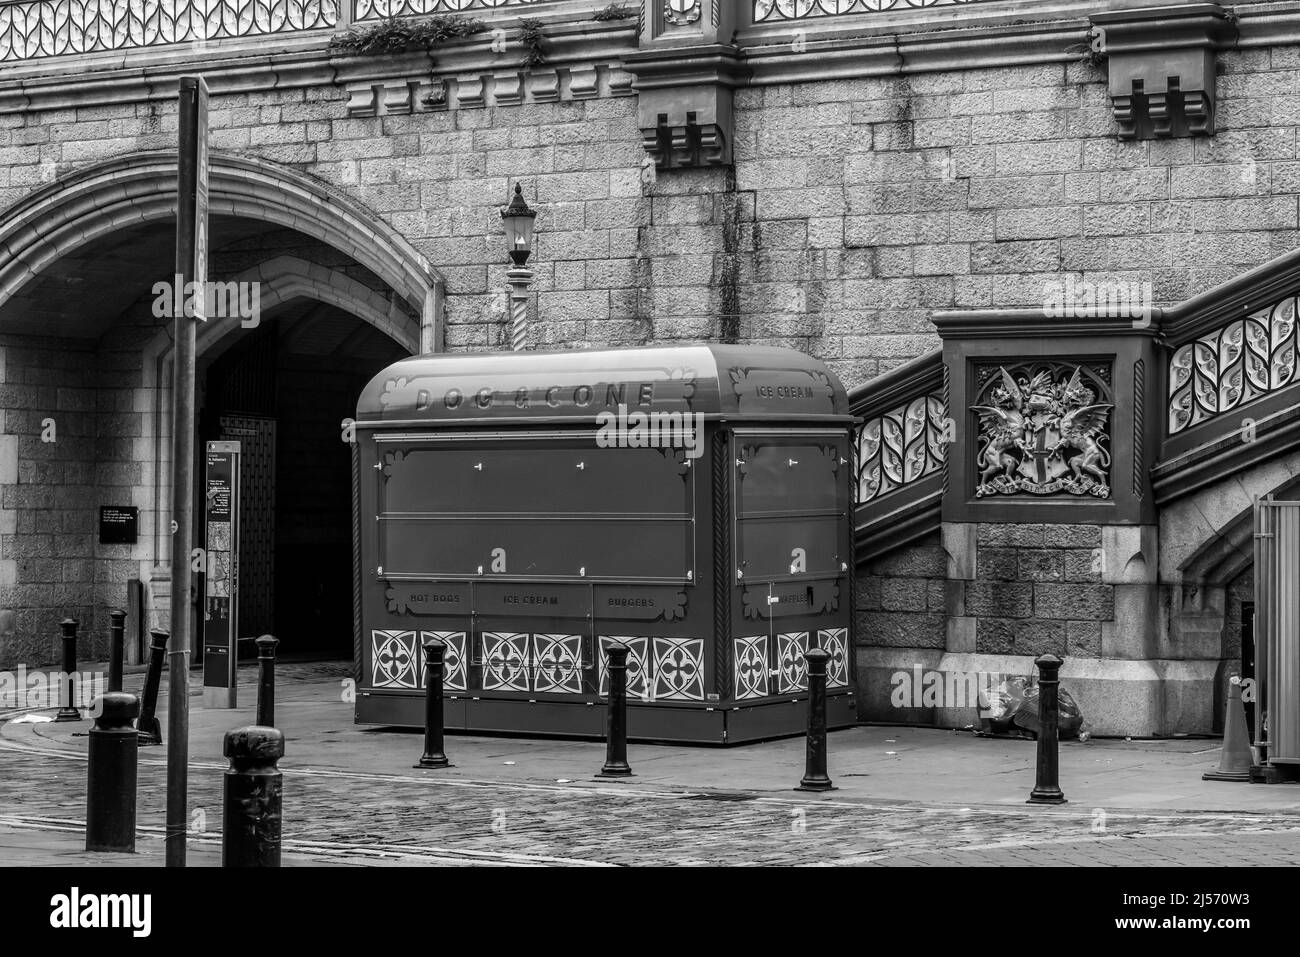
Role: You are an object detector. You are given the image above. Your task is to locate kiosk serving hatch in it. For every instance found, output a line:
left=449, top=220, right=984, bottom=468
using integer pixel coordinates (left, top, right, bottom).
left=352, top=344, right=856, bottom=743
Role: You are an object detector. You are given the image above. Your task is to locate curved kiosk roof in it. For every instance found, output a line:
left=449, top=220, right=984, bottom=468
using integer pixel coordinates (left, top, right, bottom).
left=357, top=343, right=851, bottom=426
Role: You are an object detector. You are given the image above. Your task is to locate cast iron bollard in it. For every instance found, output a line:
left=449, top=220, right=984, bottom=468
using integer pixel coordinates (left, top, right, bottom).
left=86, top=692, right=140, bottom=852
left=255, top=634, right=279, bottom=728
left=136, top=629, right=168, bottom=746
left=796, top=647, right=835, bottom=792
left=108, top=609, right=126, bottom=694
left=222, top=726, right=283, bottom=867
left=55, top=618, right=82, bottom=721
left=598, top=641, right=633, bottom=777
left=1027, top=653, right=1068, bottom=805
left=414, top=637, right=452, bottom=768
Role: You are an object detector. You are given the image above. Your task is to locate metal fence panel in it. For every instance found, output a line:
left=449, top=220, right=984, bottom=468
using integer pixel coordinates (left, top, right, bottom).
left=1257, top=500, right=1300, bottom=764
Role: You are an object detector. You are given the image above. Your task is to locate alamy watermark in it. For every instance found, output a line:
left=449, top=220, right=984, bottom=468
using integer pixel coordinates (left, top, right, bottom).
left=151, top=275, right=261, bottom=328
left=0, top=667, right=105, bottom=713
left=50, top=888, right=151, bottom=937
left=1042, top=275, right=1153, bottom=328
left=595, top=403, right=705, bottom=460
left=890, top=665, right=1019, bottom=716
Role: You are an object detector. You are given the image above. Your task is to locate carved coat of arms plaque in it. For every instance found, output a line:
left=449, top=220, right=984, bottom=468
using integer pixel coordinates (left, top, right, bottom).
left=971, top=364, right=1113, bottom=498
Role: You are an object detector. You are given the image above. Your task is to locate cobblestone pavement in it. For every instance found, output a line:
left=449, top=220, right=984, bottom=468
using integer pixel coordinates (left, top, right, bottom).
left=5, top=733, right=1300, bottom=866
left=2, top=661, right=1299, bottom=866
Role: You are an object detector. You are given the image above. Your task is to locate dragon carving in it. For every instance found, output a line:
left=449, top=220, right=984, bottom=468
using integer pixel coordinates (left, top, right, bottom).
left=971, top=366, right=1113, bottom=498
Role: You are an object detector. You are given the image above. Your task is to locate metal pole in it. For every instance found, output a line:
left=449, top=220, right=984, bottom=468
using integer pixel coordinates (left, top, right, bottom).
left=1027, top=653, right=1068, bottom=805
left=55, top=619, right=81, bottom=721
left=415, top=637, right=451, bottom=769
left=222, top=726, right=283, bottom=867
left=506, top=266, right=533, bottom=351
left=137, top=629, right=168, bottom=746
left=255, top=635, right=279, bottom=728
left=598, top=641, right=633, bottom=777
left=796, top=648, right=834, bottom=791
left=86, top=692, right=140, bottom=852
left=166, top=74, right=208, bottom=868
left=108, top=609, right=126, bottom=693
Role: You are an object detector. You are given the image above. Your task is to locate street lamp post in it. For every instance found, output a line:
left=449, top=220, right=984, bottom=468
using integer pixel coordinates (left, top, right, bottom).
left=499, top=183, right=536, bottom=351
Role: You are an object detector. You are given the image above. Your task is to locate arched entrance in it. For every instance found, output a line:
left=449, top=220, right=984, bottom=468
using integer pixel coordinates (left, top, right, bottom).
left=0, top=151, right=442, bottom=666
left=1170, top=468, right=1300, bottom=731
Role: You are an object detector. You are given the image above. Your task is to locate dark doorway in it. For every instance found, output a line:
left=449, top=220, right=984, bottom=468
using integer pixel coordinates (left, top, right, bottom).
left=201, top=309, right=408, bottom=658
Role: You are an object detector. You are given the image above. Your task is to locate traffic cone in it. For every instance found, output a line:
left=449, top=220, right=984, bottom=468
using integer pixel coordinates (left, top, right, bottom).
left=1203, top=675, right=1253, bottom=782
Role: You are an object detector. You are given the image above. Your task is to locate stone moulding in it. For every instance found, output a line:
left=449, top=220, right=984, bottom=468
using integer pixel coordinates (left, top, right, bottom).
left=5, top=2, right=1300, bottom=113
left=625, top=42, right=748, bottom=169
left=0, top=149, right=442, bottom=344
left=343, top=63, right=635, bottom=116
left=1090, top=2, right=1234, bottom=141
left=0, top=15, right=638, bottom=112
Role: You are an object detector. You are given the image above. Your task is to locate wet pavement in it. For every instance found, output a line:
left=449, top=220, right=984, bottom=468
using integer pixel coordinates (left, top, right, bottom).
left=2, top=660, right=1297, bottom=866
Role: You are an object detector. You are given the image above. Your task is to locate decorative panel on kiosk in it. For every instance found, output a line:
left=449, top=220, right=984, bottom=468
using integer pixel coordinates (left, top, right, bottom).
left=733, top=432, right=850, bottom=584
left=377, top=436, right=694, bottom=583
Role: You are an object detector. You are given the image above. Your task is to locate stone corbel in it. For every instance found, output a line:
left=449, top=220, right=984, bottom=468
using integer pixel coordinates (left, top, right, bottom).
left=344, top=78, right=424, bottom=117
left=1091, top=3, right=1234, bottom=141
left=626, top=44, right=747, bottom=170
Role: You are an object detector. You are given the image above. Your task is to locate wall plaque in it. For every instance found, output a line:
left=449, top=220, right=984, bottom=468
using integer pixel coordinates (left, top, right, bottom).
left=98, top=506, right=138, bottom=545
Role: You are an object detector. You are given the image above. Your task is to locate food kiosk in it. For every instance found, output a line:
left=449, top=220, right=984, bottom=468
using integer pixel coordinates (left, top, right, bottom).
left=352, top=344, right=856, bottom=743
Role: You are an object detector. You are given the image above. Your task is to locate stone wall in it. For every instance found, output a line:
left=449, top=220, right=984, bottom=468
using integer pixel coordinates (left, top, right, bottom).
left=0, top=337, right=104, bottom=667
left=3, top=45, right=1300, bottom=384
left=730, top=50, right=1300, bottom=385
left=854, top=531, right=947, bottom=725
left=4, top=28, right=1300, bottom=687
left=966, top=523, right=1109, bottom=659
left=857, top=531, right=947, bottom=653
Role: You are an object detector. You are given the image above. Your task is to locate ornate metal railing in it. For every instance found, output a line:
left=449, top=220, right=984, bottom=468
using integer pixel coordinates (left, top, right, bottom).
left=1168, top=294, right=1299, bottom=434
left=354, top=0, right=548, bottom=19
left=849, top=349, right=947, bottom=507
left=0, top=0, right=339, bottom=61
left=855, top=391, right=946, bottom=504
left=0, top=0, right=568, bottom=62
left=753, top=0, right=999, bottom=25
left=847, top=349, right=946, bottom=560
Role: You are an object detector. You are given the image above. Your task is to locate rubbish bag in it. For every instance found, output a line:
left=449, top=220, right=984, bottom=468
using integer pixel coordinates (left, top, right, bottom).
left=978, top=676, right=1028, bottom=734
left=977, top=675, right=1083, bottom=739
left=1013, top=684, right=1083, bottom=739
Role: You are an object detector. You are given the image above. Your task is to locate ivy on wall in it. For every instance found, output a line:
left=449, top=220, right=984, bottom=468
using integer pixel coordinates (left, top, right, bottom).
left=518, top=17, right=547, bottom=68
left=329, top=15, right=487, bottom=55
left=329, top=11, right=628, bottom=74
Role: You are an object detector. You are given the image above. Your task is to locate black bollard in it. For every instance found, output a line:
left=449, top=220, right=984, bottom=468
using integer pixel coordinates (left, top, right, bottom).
left=414, top=637, right=452, bottom=769
left=136, top=629, right=168, bottom=746
left=796, top=647, right=836, bottom=792
left=55, top=618, right=81, bottom=722
left=86, top=692, right=140, bottom=852
left=255, top=635, right=279, bottom=728
left=1027, top=653, right=1068, bottom=805
left=598, top=641, right=633, bottom=777
left=108, top=609, right=126, bottom=694
left=222, top=726, right=283, bottom=867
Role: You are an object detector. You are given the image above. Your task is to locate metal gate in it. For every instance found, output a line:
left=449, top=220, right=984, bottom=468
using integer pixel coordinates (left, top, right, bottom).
left=219, top=415, right=276, bottom=645
left=1254, top=498, right=1300, bottom=765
